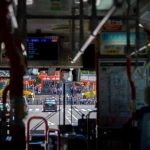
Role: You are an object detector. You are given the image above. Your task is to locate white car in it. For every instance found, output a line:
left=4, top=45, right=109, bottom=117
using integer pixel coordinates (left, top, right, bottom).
left=23, top=96, right=29, bottom=115
left=4, top=97, right=29, bottom=117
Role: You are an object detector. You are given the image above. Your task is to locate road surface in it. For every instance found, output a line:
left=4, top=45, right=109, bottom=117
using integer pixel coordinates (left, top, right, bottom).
left=23, top=105, right=96, bottom=132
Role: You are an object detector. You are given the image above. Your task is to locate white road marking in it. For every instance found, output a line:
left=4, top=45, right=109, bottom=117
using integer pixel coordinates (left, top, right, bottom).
left=50, top=123, right=55, bottom=125
left=48, top=121, right=55, bottom=126
left=69, top=108, right=79, bottom=111
left=67, top=111, right=78, bottom=120
left=48, top=121, right=50, bottom=125
left=29, top=109, right=33, bottom=111
left=65, top=116, right=71, bottom=123
left=87, top=109, right=92, bottom=111
left=81, top=109, right=86, bottom=111
left=69, top=108, right=79, bottom=112
left=35, top=108, right=39, bottom=111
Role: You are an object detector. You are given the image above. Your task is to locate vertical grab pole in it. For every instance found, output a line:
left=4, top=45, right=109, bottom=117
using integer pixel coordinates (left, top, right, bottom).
left=91, top=0, right=98, bottom=150
left=95, top=34, right=100, bottom=150
left=71, top=7, right=76, bottom=59
left=71, top=6, right=76, bottom=123
left=79, top=0, right=84, bottom=50
left=59, top=93, right=61, bottom=125
left=26, top=116, right=49, bottom=150
left=71, top=95, right=73, bottom=124
left=135, top=0, right=140, bottom=68
left=63, top=83, right=66, bottom=125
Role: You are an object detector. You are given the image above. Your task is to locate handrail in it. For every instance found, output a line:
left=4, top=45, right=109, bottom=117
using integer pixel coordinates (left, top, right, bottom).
left=126, top=57, right=136, bottom=124
left=48, top=128, right=61, bottom=150
left=86, top=110, right=97, bottom=150
left=26, top=116, right=49, bottom=150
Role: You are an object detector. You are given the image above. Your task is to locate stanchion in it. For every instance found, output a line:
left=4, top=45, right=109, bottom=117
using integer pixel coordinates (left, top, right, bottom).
left=26, top=116, right=49, bottom=150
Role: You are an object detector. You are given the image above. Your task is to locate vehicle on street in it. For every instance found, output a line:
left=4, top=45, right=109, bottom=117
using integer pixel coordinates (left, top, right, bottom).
left=42, top=98, right=57, bottom=112
left=23, top=96, right=29, bottom=115
left=2, top=96, right=29, bottom=118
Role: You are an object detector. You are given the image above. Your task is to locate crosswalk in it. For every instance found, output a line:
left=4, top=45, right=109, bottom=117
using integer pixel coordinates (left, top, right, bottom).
left=26, top=107, right=96, bottom=127
left=28, top=108, right=93, bottom=112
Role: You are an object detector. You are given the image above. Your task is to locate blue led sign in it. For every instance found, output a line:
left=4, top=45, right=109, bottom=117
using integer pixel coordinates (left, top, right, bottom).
left=101, top=32, right=146, bottom=46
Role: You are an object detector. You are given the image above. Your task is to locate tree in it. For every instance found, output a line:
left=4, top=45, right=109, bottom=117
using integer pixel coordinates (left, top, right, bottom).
left=35, top=76, right=41, bottom=85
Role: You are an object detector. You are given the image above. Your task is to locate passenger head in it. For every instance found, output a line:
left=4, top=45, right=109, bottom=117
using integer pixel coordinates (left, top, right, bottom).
left=144, top=85, right=150, bottom=105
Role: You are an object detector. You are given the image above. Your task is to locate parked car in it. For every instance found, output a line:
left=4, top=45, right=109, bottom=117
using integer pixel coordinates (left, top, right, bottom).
left=23, top=96, right=29, bottom=115
left=42, top=98, right=57, bottom=112
left=10, top=96, right=29, bottom=116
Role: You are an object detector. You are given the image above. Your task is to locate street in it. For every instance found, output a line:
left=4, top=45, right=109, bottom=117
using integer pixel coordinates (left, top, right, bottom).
left=23, top=105, right=96, bottom=132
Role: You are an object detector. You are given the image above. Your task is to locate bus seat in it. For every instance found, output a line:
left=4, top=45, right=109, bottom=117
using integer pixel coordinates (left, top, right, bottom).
left=138, top=106, right=150, bottom=150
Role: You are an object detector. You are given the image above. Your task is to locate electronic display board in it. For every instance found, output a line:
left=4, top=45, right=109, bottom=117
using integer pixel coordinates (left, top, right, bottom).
left=27, top=36, right=59, bottom=61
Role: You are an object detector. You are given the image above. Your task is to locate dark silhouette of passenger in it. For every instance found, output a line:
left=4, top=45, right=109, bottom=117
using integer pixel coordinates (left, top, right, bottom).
left=143, top=85, right=150, bottom=105
left=122, top=85, right=150, bottom=150
left=135, top=85, right=150, bottom=119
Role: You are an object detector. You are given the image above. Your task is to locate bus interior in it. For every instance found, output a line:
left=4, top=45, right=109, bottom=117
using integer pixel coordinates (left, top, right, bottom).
left=1, top=0, right=150, bottom=150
